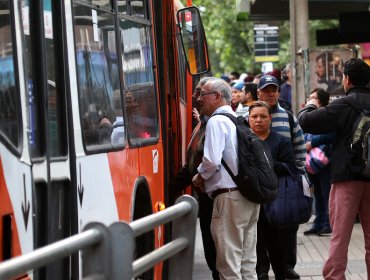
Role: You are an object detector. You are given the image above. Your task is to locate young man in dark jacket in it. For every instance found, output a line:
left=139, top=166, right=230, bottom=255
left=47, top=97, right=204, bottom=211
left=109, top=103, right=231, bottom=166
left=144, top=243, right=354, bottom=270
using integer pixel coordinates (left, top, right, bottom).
left=298, top=58, right=370, bottom=280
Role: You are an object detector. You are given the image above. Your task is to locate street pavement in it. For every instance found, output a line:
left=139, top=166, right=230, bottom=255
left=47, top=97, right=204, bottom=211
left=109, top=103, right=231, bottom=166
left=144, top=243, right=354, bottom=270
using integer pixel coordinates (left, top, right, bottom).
left=192, top=217, right=367, bottom=279
left=193, top=219, right=213, bottom=279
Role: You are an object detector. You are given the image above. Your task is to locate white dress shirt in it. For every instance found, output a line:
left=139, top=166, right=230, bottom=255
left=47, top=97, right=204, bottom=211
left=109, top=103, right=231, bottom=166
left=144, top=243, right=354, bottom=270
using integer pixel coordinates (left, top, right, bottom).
left=197, top=105, right=238, bottom=196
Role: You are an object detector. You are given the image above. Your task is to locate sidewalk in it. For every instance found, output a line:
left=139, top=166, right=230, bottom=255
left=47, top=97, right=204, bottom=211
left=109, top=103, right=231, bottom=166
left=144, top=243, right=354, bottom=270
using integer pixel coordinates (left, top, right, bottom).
left=193, top=217, right=367, bottom=279
left=296, top=219, right=366, bottom=280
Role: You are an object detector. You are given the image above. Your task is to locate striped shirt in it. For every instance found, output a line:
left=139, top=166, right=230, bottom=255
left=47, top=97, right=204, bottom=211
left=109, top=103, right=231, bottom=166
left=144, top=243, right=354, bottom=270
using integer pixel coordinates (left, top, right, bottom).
left=271, top=104, right=306, bottom=170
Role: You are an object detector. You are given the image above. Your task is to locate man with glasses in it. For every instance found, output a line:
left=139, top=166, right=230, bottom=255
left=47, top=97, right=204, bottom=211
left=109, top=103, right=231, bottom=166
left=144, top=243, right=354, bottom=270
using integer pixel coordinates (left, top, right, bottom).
left=193, top=78, right=260, bottom=279
left=170, top=77, right=219, bottom=279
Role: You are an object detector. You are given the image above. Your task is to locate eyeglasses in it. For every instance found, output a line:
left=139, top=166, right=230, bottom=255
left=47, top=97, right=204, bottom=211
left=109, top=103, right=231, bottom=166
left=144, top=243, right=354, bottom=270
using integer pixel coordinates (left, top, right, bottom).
left=193, top=88, right=201, bottom=99
left=199, top=91, right=219, bottom=98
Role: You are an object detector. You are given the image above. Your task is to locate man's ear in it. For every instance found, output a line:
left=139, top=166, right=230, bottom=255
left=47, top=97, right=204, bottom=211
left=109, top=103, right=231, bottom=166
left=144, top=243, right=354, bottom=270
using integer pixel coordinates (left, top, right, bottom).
left=214, top=92, right=222, bottom=103
left=346, top=76, right=352, bottom=87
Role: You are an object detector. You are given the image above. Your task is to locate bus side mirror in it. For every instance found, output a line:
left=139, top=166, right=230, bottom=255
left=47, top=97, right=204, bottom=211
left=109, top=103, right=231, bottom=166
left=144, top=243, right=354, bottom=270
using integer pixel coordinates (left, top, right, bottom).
left=177, top=7, right=210, bottom=76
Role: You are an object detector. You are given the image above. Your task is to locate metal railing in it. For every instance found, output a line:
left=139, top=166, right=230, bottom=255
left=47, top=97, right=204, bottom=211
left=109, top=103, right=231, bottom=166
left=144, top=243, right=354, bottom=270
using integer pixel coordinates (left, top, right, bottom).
left=0, top=195, right=198, bottom=280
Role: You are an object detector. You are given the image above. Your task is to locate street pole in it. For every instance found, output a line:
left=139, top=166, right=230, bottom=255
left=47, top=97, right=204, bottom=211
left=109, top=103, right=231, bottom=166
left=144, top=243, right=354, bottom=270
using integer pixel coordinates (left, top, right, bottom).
left=290, top=0, right=309, bottom=113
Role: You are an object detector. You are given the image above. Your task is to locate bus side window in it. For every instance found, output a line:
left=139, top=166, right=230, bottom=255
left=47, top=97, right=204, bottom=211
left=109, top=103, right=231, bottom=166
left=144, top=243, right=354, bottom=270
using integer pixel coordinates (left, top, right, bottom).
left=0, top=3, right=20, bottom=150
left=119, top=19, right=159, bottom=146
left=130, top=0, right=147, bottom=19
left=73, top=5, right=122, bottom=151
left=0, top=87, right=19, bottom=147
left=118, top=0, right=148, bottom=19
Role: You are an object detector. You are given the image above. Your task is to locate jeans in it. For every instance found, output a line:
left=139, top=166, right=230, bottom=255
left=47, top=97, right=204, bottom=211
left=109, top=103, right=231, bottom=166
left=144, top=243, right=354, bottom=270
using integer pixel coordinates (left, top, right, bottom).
left=308, top=164, right=331, bottom=230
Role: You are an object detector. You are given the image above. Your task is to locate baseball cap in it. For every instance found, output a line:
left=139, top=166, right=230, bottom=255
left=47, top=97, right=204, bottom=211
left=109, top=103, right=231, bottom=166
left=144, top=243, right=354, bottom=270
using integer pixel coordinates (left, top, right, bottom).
left=257, top=75, right=279, bottom=90
left=220, top=74, right=231, bottom=84
left=232, top=82, right=244, bottom=91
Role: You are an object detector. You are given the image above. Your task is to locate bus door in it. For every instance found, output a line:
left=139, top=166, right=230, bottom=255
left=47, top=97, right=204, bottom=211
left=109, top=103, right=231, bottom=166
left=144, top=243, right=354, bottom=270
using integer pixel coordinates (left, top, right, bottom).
left=66, top=0, right=161, bottom=230
left=0, top=0, right=34, bottom=274
left=20, top=1, right=71, bottom=279
left=67, top=2, right=164, bottom=278
left=65, top=1, right=123, bottom=233
left=0, top=0, right=70, bottom=279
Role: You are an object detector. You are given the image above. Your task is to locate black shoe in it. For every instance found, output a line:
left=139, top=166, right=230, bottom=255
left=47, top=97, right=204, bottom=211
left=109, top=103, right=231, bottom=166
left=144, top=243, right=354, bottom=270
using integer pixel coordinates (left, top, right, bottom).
left=319, top=227, right=332, bottom=236
left=303, top=227, right=320, bottom=236
left=212, top=270, right=220, bottom=280
left=285, top=268, right=300, bottom=279
left=257, top=272, right=269, bottom=280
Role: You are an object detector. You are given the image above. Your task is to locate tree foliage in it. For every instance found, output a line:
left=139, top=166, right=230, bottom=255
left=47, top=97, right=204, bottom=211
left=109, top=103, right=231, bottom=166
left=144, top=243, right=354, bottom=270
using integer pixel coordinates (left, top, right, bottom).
left=193, top=0, right=256, bottom=76
left=191, top=0, right=339, bottom=77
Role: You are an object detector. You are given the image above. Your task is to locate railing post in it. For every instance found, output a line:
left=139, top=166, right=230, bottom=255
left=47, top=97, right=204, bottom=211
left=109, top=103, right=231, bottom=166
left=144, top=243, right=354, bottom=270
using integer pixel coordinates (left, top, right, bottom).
left=82, top=221, right=134, bottom=280
left=168, top=195, right=199, bottom=280
left=108, top=222, right=135, bottom=279
left=82, top=223, right=110, bottom=279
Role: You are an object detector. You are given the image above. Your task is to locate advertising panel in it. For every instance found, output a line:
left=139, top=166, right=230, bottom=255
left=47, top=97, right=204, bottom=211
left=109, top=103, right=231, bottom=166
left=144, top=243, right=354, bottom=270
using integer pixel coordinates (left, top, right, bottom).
left=305, top=48, right=356, bottom=101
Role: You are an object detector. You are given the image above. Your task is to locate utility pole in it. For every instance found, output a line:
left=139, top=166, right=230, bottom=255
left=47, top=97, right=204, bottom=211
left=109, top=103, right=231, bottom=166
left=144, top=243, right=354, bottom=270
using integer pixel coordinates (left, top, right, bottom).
left=290, top=0, right=309, bottom=113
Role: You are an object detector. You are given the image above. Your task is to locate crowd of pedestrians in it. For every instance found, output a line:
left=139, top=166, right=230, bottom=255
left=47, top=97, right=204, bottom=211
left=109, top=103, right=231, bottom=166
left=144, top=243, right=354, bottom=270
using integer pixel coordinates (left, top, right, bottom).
left=171, top=58, right=370, bottom=279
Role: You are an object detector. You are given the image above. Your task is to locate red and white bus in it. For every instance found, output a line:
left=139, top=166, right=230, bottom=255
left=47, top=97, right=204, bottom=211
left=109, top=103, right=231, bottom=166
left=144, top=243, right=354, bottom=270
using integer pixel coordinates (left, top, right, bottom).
left=0, top=0, right=209, bottom=279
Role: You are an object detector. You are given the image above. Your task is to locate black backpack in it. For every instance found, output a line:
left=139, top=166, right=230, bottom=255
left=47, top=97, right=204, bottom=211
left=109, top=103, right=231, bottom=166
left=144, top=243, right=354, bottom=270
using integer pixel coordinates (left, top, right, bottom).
left=346, top=99, right=370, bottom=177
left=213, top=113, right=278, bottom=203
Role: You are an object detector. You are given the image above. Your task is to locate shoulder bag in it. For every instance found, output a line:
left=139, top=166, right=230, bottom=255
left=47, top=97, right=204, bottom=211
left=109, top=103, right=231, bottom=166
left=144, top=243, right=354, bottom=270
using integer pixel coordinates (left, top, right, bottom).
left=263, top=165, right=313, bottom=227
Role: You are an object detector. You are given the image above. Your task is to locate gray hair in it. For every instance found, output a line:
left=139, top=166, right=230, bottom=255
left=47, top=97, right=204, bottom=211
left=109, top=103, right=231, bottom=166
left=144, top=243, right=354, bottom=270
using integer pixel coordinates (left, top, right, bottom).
left=206, top=78, right=232, bottom=103
left=197, top=76, right=217, bottom=87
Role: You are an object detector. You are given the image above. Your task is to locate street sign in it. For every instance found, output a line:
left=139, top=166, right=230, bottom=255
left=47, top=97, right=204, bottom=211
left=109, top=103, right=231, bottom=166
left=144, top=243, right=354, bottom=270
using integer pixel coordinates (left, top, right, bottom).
left=254, top=24, right=279, bottom=62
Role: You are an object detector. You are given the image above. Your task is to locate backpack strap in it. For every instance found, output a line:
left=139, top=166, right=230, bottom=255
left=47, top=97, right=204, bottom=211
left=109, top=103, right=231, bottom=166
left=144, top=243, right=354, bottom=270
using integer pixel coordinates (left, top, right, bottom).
left=210, top=112, right=239, bottom=182
left=221, top=158, right=237, bottom=182
left=211, top=112, right=238, bottom=125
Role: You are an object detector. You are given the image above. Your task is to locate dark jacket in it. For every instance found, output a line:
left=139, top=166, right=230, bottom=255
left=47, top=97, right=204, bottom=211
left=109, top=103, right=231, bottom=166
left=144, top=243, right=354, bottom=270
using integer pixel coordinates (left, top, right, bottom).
left=298, top=86, right=370, bottom=183
left=169, top=117, right=207, bottom=200
left=264, top=130, right=296, bottom=177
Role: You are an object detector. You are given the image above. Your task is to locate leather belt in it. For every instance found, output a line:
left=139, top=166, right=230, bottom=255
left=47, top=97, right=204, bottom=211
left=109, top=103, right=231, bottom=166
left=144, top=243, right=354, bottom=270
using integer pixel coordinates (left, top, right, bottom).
left=212, top=187, right=238, bottom=199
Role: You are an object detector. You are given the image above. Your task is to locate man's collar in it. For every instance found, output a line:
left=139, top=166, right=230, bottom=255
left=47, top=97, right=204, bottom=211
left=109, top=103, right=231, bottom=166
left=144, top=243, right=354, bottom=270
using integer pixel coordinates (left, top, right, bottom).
left=345, top=86, right=370, bottom=95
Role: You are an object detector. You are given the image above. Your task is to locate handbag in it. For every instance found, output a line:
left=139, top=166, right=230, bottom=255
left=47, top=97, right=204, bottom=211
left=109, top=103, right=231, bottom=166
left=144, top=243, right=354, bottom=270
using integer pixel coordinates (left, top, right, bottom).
left=305, top=145, right=330, bottom=174
left=263, top=167, right=313, bottom=227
